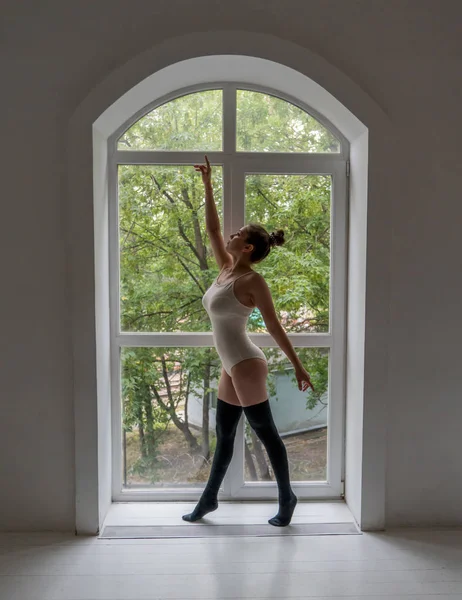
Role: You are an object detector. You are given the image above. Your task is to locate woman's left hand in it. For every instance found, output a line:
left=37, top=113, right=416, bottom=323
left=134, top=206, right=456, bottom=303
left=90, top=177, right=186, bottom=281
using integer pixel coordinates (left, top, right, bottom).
left=295, top=365, right=315, bottom=392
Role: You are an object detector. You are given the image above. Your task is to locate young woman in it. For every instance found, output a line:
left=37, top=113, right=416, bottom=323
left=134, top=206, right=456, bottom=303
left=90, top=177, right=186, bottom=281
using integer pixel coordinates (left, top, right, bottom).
left=182, top=156, right=314, bottom=527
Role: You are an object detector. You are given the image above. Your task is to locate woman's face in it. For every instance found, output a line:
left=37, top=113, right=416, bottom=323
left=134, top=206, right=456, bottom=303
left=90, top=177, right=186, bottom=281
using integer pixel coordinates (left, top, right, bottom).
left=226, top=226, right=252, bottom=255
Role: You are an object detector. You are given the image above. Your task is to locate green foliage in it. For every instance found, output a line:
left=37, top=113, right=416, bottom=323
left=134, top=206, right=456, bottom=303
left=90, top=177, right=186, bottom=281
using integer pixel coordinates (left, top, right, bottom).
left=236, top=90, right=340, bottom=153
left=119, top=90, right=223, bottom=151
left=119, top=164, right=223, bottom=333
left=128, top=454, right=162, bottom=483
left=246, top=174, right=330, bottom=333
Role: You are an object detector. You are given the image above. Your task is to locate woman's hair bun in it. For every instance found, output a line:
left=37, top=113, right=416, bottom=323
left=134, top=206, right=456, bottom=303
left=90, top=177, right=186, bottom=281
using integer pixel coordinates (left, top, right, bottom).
left=269, top=229, right=285, bottom=247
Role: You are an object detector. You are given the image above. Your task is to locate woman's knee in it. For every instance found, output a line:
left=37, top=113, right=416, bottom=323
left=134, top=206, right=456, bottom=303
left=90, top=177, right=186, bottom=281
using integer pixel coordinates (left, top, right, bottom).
left=215, top=399, right=242, bottom=438
left=216, top=414, right=241, bottom=440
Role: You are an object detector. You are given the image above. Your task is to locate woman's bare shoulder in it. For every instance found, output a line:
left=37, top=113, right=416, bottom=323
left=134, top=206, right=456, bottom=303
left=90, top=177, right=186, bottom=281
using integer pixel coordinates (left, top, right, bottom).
left=247, top=270, right=268, bottom=290
left=249, top=270, right=265, bottom=281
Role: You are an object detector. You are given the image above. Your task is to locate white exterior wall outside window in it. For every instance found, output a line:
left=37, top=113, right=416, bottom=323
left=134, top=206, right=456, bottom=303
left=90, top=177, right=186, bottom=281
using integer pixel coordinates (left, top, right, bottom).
left=108, top=82, right=349, bottom=502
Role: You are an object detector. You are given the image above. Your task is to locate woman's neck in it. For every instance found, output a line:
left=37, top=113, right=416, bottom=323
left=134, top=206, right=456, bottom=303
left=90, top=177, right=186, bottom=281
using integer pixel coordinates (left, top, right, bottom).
left=230, top=258, right=252, bottom=272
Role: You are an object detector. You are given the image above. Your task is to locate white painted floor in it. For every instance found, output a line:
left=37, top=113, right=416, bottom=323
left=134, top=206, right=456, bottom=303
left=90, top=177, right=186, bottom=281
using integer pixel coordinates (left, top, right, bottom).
left=1, top=504, right=462, bottom=599
left=102, top=500, right=356, bottom=527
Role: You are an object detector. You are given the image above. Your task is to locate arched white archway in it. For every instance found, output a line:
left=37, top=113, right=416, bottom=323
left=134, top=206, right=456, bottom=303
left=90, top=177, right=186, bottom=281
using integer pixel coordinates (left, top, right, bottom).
left=68, top=31, right=392, bottom=534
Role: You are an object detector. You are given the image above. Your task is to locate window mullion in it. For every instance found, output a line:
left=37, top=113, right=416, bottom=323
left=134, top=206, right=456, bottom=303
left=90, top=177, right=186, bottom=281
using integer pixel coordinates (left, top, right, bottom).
left=223, top=83, right=237, bottom=155
left=114, top=150, right=344, bottom=168
left=232, top=155, right=345, bottom=174
left=115, top=333, right=333, bottom=347
left=230, top=163, right=245, bottom=236
left=223, top=84, right=237, bottom=237
left=115, top=150, right=228, bottom=164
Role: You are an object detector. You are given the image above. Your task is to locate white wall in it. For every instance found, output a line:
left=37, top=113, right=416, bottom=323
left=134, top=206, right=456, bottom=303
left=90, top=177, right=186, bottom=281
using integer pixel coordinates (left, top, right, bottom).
left=1, top=0, right=461, bottom=531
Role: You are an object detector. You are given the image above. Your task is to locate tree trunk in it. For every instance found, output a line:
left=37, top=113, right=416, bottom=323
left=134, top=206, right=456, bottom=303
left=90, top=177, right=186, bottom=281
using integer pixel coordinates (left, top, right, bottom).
left=136, top=400, right=146, bottom=458
left=184, top=371, right=191, bottom=429
left=152, top=381, right=200, bottom=452
left=142, top=382, right=156, bottom=457
left=151, top=358, right=200, bottom=453
left=244, top=441, right=258, bottom=480
left=250, top=430, right=272, bottom=481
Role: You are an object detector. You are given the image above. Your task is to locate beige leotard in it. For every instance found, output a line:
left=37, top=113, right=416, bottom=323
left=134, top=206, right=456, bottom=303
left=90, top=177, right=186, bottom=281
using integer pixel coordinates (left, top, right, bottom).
left=202, top=270, right=267, bottom=376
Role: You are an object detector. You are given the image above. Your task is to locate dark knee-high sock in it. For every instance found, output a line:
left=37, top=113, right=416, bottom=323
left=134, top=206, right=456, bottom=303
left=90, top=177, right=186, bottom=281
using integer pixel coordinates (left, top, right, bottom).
left=182, top=399, right=243, bottom=522
left=243, top=400, right=297, bottom=527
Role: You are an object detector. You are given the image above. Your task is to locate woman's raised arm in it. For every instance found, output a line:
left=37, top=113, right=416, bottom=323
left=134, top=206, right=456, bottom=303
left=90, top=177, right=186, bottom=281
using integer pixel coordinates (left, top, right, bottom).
left=195, top=155, right=233, bottom=269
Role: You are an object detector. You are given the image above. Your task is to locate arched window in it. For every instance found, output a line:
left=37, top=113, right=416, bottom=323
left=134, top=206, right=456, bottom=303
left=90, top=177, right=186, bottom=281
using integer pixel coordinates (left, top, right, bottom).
left=109, top=83, right=348, bottom=500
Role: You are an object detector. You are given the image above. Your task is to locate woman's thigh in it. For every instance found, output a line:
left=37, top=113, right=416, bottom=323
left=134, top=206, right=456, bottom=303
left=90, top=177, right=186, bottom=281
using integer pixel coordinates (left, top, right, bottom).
left=230, top=358, right=269, bottom=407
left=217, top=367, right=242, bottom=406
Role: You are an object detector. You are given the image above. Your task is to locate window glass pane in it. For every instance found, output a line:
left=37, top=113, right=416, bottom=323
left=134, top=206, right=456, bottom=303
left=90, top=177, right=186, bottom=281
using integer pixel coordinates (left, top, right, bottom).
left=244, top=348, right=328, bottom=483
left=246, top=174, right=331, bottom=333
left=118, top=165, right=223, bottom=333
left=118, top=90, right=223, bottom=151
left=121, top=346, right=222, bottom=489
left=237, top=90, right=340, bottom=153
left=121, top=347, right=328, bottom=488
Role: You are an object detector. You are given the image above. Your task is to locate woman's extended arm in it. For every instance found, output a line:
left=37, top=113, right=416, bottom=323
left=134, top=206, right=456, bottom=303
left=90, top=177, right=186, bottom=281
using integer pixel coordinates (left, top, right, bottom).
left=194, top=155, right=232, bottom=269
left=195, top=155, right=220, bottom=233
left=250, top=273, right=315, bottom=392
left=266, top=322, right=314, bottom=392
left=204, top=180, right=220, bottom=233
left=266, top=322, right=303, bottom=369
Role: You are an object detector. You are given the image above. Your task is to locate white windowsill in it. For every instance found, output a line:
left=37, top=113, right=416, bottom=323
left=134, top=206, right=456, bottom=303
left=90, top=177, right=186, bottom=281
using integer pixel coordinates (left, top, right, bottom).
left=102, top=500, right=356, bottom=528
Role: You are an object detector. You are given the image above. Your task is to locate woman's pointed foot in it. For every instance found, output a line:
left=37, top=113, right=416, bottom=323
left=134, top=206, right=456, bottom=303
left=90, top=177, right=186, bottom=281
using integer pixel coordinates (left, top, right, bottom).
left=182, top=498, right=218, bottom=522
left=268, top=491, right=297, bottom=527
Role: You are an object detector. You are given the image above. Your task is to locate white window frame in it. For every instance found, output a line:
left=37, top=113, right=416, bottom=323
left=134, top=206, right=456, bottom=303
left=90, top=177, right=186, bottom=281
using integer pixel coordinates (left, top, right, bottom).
left=108, top=82, right=349, bottom=501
